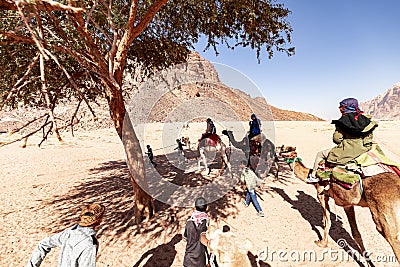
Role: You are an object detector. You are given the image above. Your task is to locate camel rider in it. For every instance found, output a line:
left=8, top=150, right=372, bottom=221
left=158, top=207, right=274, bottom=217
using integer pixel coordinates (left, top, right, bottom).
left=201, top=118, right=216, bottom=140
left=248, top=114, right=262, bottom=142
left=307, top=97, right=379, bottom=183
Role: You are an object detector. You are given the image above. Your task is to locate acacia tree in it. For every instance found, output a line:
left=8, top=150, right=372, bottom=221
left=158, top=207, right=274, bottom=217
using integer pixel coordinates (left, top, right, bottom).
left=0, top=0, right=294, bottom=223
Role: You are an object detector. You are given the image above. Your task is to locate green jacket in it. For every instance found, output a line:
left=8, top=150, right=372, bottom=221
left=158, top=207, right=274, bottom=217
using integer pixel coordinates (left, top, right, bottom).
left=240, top=167, right=262, bottom=190
left=327, top=114, right=378, bottom=165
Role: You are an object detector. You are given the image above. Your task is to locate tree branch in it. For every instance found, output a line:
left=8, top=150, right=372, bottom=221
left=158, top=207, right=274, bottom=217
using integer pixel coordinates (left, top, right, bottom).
left=1, top=118, right=51, bottom=147
left=70, top=98, right=83, bottom=137
left=15, top=3, right=49, bottom=60
left=1, top=54, right=40, bottom=110
left=0, top=31, right=36, bottom=45
left=38, top=120, right=53, bottom=147
left=1, top=0, right=84, bottom=12
left=66, top=10, right=107, bottom=71
left=113, top=0, right=168, bottom=84
left=39, top=52, right=63, bottom=142
left=9, top=113, right=48, bottom=135
left=0, top=0, right=16, bottom=10
left=42, top=48, right=98, bottom=120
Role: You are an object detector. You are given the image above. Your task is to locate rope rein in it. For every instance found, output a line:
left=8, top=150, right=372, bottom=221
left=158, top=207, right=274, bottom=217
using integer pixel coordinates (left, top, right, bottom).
left=151, top=144, right=176, bottom=151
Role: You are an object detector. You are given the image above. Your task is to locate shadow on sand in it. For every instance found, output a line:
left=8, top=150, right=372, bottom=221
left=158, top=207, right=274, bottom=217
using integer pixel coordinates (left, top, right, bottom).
left=33, top=145, right=369, bottom=266
left=35, top=148, right=247, bottom=265
left=271, top=186, right=369, bottom=267
left=132, top=234, right=182, bottom=267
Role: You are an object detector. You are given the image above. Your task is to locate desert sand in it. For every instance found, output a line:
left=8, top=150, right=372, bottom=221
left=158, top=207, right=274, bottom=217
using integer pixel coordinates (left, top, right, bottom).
left=1, top=121, right=400, bottom=267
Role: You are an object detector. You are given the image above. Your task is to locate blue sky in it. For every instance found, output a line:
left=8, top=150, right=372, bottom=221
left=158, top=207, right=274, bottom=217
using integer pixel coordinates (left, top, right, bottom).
left=194, top=0, right=400, bottom=120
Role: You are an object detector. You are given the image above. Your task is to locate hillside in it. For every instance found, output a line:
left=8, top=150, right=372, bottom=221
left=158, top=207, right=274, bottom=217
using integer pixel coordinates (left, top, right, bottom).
left=361, top=82, right=400, bottom=120
left=0, top=52, right=323, bottom=134
left=132, top=52, right=323, bottom=123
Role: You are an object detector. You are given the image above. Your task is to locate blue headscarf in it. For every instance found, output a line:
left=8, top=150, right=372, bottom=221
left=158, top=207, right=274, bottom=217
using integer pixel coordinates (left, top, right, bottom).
left=339, top=98, right=362, bottom=115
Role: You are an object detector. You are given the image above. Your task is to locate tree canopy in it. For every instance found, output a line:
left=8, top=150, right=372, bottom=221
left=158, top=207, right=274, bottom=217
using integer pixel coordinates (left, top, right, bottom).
left=0, top=0, right=294, bottom=222
left=1, top=0, right=294, bottom=111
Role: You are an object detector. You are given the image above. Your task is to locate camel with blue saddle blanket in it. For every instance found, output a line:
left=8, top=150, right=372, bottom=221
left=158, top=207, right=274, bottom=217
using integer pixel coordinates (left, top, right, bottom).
left=279, top=145, right=400, bottom=266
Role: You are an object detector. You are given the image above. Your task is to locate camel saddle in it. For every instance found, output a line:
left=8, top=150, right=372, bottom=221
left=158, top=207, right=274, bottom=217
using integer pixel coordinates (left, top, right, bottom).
left=200, top=134, right=220, bottom=147
left=249, top=140, right=261, bottom=156
left=316, top=146, right=400, bottom=189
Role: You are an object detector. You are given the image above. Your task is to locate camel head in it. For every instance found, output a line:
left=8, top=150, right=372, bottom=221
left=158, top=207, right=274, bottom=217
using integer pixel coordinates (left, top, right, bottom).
left=221, top=129, right=230, bottom=136
left=278, top=145, right=297, bottom=159
left=277, top=145, right=296, bottom=154
left=221, top=129, right=248, bottom=151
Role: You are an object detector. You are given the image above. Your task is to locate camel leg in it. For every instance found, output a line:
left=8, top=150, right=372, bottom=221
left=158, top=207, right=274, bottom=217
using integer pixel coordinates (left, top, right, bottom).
left=343, top=206, right=374, bottom=266
left=261, top=157, right=278, bottom=180
left=363, top=174, right=400, bottom=263
left=220, top=150, right=231, bottom=175
left=269, top=156, right=279, bottom=180
left=198, top=149, right=208, bottom=173
left=367, top=199, right=400, bottom=263
left=273, top=156, right=279, bottom=179
left=315, top=188, right=331, bottom=248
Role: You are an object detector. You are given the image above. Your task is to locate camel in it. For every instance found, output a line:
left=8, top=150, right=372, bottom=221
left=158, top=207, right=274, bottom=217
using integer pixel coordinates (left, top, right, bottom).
left=222, top=129, right=278, bottom=178
left=197, top=135, right=231, bottom=176
left=208, top=227, right=253, bottom=267
left=279, top=145, right=400, bottom=265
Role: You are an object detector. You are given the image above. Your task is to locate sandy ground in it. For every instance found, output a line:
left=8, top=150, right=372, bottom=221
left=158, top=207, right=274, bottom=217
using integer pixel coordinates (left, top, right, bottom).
left=1, top=121, right=400, bottom=267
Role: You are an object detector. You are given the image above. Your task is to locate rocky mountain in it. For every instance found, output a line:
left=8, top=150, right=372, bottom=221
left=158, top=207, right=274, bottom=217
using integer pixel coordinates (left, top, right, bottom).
left=0, top=52, right=323, bottom=134
left=360, top=83, right=400, bottom=120
left=138, top=52, right=323, bottom=123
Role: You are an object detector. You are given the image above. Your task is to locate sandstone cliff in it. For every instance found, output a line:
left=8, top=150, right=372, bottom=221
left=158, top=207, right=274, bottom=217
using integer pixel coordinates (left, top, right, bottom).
left=361, top=82, right=400, bottom=120
left=0, top=52, right=323, bottom=134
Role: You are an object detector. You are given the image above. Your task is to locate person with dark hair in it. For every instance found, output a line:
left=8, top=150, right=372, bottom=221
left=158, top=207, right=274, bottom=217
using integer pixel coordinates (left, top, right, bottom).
left=145, top=144, right=157, bottom=167
left=175, top=139, right=187, bottom=163
left=307, top=98, right=378, bottom=183
left=248, top=114, right=262, bottom=141
left=183, top=197, right=211, bottom=267
left=199, top=118, right=216, bottom=141
left=206, top=118, right=216, bottom=135
left=222, top=225, right=230, bottom=233
left=240, top=160, right=265, bottom=217
left=199, top=118, right=217, bottom=143
left=27, top=203, right=105, bottom=267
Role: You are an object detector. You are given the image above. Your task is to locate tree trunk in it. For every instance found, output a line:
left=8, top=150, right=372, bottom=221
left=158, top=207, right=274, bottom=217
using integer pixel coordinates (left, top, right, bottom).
left=106, top=86, right=154, bottom=223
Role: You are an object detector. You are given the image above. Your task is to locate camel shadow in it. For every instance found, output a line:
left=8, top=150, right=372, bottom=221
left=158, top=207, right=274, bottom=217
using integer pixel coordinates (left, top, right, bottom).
left=132, top=234, right=182, bottom=267
left=271, top=187, right=367, bottom=267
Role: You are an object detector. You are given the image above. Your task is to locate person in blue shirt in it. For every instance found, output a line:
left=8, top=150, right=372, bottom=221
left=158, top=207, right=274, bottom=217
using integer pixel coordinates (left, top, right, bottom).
left=248, top=114, right=261, bottom=140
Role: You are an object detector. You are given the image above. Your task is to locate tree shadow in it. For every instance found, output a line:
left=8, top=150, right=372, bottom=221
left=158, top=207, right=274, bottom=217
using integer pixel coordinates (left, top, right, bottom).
left=132, top=234, right=182, bottom=267
left=35, top=149, right=245, bottom=250
left=271, top=187, right=368, bottom=266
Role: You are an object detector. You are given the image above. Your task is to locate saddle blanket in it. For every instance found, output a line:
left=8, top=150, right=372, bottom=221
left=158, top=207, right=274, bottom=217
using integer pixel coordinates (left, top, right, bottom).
left=316, top=145, right=400, bottom=188
left=249, top=140, right=261, bottom=156
left=200, top=134, right=220, bottom=147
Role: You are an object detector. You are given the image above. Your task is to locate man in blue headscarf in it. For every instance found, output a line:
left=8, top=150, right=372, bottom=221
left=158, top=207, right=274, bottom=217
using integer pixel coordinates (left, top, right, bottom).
left=248, top=114, right=262, bottom=141
left=307, top=98, right=378, bottom=183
